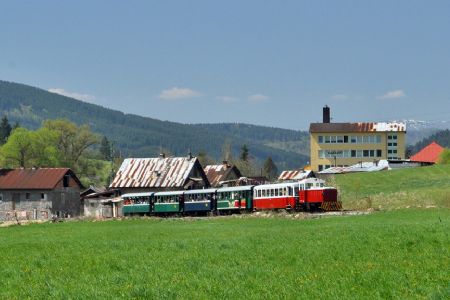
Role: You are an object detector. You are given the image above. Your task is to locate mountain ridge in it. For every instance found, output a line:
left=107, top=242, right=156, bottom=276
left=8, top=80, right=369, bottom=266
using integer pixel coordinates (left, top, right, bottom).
left=0, top=80, right=310, bottom=170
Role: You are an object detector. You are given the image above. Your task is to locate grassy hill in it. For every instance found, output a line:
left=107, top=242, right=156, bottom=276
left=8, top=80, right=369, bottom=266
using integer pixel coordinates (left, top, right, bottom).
left=0, top=80, right=309, bottom=170
left=332, top=164, right=450, bottom=210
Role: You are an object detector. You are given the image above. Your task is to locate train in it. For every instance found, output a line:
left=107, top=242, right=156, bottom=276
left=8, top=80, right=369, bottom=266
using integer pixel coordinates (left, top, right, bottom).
left=121, top=177, right=341, bottom=216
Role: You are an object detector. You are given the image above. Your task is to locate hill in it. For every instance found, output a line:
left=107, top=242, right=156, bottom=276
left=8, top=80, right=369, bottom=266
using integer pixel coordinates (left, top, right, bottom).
left=0, top=80, right=309, bottom=170
left=332, top=164, right=450, bottom=210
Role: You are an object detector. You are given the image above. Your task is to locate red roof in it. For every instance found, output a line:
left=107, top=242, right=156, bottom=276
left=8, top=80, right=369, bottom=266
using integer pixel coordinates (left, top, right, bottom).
left=410, top=142, right=445, bottom=163
left=0, top=168, right=82, bottom=190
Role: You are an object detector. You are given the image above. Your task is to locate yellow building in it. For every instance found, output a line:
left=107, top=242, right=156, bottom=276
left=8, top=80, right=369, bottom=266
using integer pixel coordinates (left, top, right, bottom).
left=309, top=107, right=406, bottom=172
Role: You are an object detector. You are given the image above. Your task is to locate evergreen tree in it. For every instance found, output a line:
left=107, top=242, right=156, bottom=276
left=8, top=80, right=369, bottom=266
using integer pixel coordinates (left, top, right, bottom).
left=263, top=156, right=278, bottom=181
left=99, top=136, right=111, bottom=160
left=240, top=144, right=249, bottom=161
left=0, top=116, right=12, bottom=144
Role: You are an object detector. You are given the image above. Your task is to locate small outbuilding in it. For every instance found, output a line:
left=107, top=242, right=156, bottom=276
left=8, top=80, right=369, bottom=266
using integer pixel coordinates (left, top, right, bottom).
left=0, top=168, right=83, bottom=221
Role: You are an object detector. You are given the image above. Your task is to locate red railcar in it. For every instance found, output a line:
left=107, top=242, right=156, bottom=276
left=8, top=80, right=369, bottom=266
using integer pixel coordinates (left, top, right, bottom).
left=253, top=178, right=341, bottom=211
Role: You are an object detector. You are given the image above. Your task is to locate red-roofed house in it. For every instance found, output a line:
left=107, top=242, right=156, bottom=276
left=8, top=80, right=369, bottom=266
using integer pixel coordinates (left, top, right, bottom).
left=410, top=142, right=445, bottom=163
left=0, top=168, right=83, bottom=221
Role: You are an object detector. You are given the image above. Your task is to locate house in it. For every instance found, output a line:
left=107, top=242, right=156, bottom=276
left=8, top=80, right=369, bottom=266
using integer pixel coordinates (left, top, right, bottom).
left=204, top=161, right=242, bottom=187
left=410, top=142, right=445, bottom=164
left=309, top=106, right=406, bottom=172
left=109, top=155, right=210, bottom=194
left=0, top=168, right=83, bottom=221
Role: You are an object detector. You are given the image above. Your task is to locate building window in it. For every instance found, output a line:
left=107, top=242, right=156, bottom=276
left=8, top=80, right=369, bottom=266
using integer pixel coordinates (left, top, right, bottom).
left=25, top=193, right=31, bottom=200
left=318, top=165, right=323, bottom=171
left=63, top=175, right=69, bottom=187
left=318, top=136, right=323, bottom=143
left=388, top=134, right=398, bottom=140
left=41, top=193, right=47, bottom=201
left=0, top=193, right=3, bottom=202
left=377, top=150, right=382, bottom=157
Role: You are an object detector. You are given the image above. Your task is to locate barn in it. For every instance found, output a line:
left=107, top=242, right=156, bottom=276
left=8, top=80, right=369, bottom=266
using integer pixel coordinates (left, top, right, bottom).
left=0, top=168, right=83, bottom=221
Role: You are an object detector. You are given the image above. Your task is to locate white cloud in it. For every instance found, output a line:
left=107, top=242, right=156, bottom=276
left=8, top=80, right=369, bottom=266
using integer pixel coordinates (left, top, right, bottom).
left=378, top=89, right=406, bottom=100
left=248, top=94, right=269, bottom=102
left=48, top=88, right=96, bottom=102
left=158, top=87, right=201, bottom=100
left=216, top=96, right=237, bottom=103
left=331, top=94, right=349, bottom=100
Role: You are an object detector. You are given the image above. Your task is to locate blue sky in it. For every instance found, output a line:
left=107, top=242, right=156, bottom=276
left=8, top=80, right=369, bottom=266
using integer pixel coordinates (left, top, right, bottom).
left=1, top=1, right=450, bottom=130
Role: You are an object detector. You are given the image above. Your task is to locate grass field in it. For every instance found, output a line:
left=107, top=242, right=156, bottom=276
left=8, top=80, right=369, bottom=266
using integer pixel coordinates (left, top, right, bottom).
left=332, top=164, right=450, bottom=210
left=0, top=209, right=449, bottom=299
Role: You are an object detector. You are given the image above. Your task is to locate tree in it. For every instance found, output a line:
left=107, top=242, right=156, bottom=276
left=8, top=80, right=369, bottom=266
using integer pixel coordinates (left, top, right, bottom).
left=235, top=144, right=256, bottom=177
left=197, top=150, right=216, bottom=167
left=0, top=116, right=12, bottom=145
left=42, top=119, right=99, bottom=170
left=240, top=144, right=249, bottom=161
left=221, top=139, right=233, bottom=163
left=438, top=149, right=450, bottom=164
left=99, top=136, right=111, bottom=160
left=0, top=127, right=60, bottom=168
left=0, top=128, right=34, bottom=167
left=263, top=156, right=278, bottom=181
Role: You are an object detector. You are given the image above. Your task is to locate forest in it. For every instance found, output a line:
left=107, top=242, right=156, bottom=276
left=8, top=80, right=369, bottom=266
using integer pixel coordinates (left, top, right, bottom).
left=0, top=80, right=309, bottom=170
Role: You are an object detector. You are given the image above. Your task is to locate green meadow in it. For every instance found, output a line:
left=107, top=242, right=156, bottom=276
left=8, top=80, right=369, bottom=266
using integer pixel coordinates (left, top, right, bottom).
left=1, top=209, right=449, bottom=299
left=333, top=164, right=450, bottom=210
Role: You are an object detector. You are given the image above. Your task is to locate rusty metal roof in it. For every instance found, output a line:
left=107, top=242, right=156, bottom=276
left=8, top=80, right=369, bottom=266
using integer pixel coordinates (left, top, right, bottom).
left=0, top=168, right=81, bottom=190
left=309, top=122, right=406, bottom=133
left=204, top=164, right=242, bottom=187
left=110, top=157, right=203, bottom=189
left=278, top=170, right=313, bottom=181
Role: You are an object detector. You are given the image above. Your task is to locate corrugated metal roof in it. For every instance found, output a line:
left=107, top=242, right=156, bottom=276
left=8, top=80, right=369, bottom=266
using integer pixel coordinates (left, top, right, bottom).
left=278, top=170, right=312, bottom=181
left=318, top=160, right=390, bottom=174
left=310, top=122, right=406, bottom=133
left=204, top=164, right=241, bottom=187
left=0, top=168, right=79, bottom=190
left=110, top=157, right=200, bottom=189
left=410, top=142, right=444, bottom=163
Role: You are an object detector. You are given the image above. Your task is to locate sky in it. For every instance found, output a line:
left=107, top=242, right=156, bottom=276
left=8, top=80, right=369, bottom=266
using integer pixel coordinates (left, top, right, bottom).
left=1, top=0, right=450, bottom=130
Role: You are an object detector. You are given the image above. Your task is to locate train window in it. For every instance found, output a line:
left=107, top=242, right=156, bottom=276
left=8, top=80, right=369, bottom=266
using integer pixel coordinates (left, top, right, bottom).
left=271, top=189, right=274, bottom=197
left=294, top=187, right=299, bottom=196
left=262, top=190, right=266, bottom=197
left=274, top=189, right=278, bottom=196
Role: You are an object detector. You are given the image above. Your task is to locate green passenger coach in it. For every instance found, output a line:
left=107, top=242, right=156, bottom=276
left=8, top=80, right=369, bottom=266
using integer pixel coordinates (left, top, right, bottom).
left=216, top=185, right=253, bottom=211
left=154, top=191, right=184, bottom=214
left=122, top=192, right=153, bottom=215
